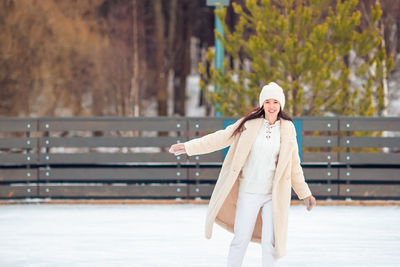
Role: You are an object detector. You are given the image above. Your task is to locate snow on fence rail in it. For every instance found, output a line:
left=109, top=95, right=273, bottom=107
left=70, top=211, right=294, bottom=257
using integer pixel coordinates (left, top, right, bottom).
left=0, top=116, right=399, bottom=200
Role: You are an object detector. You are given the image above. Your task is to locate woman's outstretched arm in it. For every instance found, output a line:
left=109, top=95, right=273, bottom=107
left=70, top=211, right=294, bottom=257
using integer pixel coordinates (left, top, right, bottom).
left=169, top=118, right=243, bottom=156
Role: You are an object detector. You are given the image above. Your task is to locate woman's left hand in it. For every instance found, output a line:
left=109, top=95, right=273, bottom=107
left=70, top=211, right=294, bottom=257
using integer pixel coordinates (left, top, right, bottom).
left=304, top=195, right=316, bottom=211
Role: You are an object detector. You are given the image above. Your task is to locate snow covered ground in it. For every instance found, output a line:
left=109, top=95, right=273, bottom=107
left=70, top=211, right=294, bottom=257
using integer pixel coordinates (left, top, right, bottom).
left=0, top=204, right=399, bottom=267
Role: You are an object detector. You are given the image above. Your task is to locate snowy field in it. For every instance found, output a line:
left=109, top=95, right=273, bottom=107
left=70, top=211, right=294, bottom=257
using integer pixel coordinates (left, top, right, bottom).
left=0, top=204, right=399, bottom=267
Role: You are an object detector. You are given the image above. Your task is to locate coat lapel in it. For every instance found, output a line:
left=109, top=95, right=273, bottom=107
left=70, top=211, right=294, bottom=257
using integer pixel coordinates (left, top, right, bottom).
left=273, top=119, right=295, bottom=186
left=231, top=117, right=294, bottom=186
left=241, top=117, right=263, bottom=153
left=243, top=117, right=263, bottom=131
left=230, top=118, right=263, bottom=171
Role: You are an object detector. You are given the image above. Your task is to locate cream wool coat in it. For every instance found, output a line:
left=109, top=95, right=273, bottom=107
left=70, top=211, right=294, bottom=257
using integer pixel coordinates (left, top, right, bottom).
left=184, top=117, right=312, bottom=259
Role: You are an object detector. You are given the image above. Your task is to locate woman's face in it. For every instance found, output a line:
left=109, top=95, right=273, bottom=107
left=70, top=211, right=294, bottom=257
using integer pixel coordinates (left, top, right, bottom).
left=263, top=99, right=281, bottom=121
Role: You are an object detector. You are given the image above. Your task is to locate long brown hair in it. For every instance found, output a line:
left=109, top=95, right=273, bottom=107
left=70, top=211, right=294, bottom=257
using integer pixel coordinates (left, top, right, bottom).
left=231, top=106, right=293, bottom=138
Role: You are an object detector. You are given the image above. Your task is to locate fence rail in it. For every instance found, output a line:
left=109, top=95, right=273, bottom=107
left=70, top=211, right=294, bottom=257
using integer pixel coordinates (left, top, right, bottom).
left=0, top=117, right=399, bottom=200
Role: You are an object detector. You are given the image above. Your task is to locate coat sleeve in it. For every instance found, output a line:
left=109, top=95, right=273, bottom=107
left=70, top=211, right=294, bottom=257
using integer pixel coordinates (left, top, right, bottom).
left=184, top=118, right=243, bottom=156
left=289, top=123, right=312, bottom=200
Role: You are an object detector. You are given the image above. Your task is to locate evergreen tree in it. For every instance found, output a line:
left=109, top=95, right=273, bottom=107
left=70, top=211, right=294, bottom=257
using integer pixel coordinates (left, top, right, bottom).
left=199, top=0, right=394, bottom=116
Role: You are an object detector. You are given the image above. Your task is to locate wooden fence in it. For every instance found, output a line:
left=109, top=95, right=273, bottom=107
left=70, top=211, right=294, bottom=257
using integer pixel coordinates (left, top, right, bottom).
left=0, top=117, right=399, bottom=200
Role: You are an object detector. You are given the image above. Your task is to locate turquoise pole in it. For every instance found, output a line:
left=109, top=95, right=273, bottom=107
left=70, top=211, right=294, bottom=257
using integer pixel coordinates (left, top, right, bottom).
left=214, top=7, right=224, bottom=117
left=215, top=9, right=224, bottom=72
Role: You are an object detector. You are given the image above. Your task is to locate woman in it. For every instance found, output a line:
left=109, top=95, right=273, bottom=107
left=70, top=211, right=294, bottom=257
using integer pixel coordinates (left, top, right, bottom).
left=169, top=82, right=317, bottom=267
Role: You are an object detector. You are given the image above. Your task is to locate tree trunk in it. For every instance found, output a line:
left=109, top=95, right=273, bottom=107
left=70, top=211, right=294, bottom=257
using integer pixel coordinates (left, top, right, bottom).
left=379, top=21, right=389, bottom=117
left=131, top=0, right=140, bottom=117
left=173, top=1, right=192, bottom=116
left=153, top=0, right=168, bottom=116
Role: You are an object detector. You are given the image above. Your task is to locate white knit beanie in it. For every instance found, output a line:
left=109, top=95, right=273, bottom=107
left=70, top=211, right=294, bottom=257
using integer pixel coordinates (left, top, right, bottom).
left=259, top=82, right=285, bottom=110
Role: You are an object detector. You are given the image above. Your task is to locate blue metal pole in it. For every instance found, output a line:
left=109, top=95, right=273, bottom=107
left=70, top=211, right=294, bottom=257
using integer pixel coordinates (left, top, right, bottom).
left=215, top=10, right=224, bottom=73
left=207, top=0, right=229, bottom=117
left=214, top=6, right=224, bottom=117
left=293, top=119, right=303, bottom=162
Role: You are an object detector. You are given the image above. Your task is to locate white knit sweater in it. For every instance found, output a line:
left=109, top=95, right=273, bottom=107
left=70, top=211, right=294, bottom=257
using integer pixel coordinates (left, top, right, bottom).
left=239, top=119, right=280, bottom=194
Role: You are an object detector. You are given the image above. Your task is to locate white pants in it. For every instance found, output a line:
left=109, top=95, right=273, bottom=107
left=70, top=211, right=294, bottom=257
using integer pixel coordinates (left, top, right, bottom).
left=226, top=191, right=276, bottom=267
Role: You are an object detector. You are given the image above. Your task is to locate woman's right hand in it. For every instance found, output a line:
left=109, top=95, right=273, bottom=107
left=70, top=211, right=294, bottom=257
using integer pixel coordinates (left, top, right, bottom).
left=168, top=143, right=186, bottom=155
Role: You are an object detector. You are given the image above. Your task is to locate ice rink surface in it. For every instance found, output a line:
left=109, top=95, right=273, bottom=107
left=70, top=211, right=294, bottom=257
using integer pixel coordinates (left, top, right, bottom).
left=1, top=203, right=399, bottom=267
